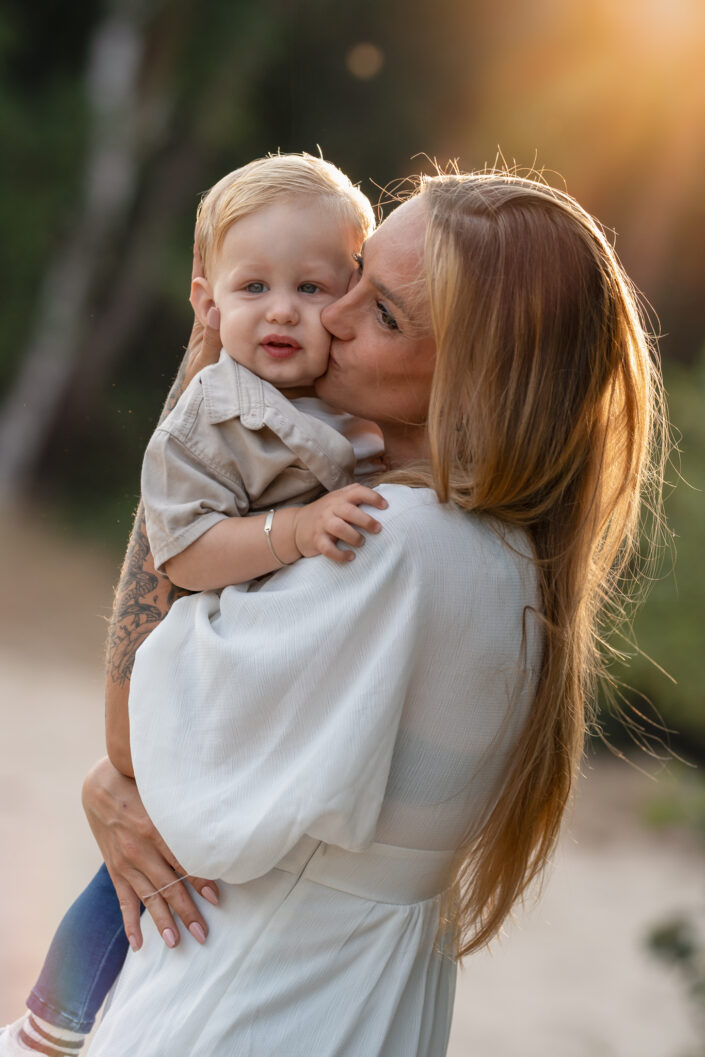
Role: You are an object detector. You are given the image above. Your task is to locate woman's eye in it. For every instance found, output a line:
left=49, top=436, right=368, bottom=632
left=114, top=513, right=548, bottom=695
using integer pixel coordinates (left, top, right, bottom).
left=245, top=281, right=266, bottom=294
left=377, top=301, right=399, bottom=331
left=299, top=282, right=320, bottom=295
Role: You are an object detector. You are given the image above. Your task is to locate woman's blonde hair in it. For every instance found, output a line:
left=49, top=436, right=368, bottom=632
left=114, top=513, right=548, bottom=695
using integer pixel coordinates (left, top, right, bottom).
left=195, top=153, right=375, bottom=276
left=394, top=170, right=666, bottom=958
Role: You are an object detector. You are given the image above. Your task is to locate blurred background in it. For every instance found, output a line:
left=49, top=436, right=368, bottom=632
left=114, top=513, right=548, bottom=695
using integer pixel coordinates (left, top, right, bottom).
left=0, top=0, right=703, bottom=1053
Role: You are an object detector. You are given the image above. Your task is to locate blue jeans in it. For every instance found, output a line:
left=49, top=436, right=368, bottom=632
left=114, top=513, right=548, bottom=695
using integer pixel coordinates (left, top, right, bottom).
left=26, top=864, right=142, bottom=1033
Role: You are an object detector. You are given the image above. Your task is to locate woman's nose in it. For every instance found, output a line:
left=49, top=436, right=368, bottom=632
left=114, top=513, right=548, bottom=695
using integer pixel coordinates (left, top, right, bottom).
left=321, top=291, right=354, bottom=340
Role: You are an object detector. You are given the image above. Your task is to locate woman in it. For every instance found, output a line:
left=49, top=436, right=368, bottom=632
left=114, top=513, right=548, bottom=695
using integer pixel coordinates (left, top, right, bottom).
left=82, top=170, right=663, bottom=1055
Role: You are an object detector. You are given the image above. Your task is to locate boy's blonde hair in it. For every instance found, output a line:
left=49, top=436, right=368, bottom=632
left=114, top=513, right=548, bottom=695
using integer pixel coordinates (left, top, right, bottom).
left=196, top=153, right=375, bottom=276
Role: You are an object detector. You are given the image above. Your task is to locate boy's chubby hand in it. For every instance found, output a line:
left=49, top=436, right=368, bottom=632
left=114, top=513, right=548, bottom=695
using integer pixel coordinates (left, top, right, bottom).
left=292, top=484, right=387, bottom=563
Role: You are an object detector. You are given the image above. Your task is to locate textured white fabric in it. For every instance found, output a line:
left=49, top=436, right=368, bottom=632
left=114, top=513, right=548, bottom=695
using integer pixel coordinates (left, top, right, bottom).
left=90, top=484, right=542, bottom=1057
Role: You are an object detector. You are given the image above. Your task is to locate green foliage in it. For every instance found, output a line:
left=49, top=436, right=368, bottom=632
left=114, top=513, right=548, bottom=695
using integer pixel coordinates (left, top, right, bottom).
left=646, top=913, right=705, bottom=1048
left=0, top=7, right=89, bottom=392
left=614, top=353, right=705, bottom=753
left=642, top=764, right=705, bottom=843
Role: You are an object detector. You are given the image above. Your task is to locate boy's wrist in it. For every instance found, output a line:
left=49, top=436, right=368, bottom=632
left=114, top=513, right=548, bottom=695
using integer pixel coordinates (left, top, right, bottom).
left=269, top=506, right=303, bottom=566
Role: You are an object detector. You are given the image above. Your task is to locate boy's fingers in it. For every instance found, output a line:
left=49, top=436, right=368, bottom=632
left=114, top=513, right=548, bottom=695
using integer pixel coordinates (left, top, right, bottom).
left=343, top=485, right=387, bottom=508
left=320, top=538, right=354, bottom=563
left=339, top=505, right=382, bottom=534
left=330, top=519, right=364, bottom=548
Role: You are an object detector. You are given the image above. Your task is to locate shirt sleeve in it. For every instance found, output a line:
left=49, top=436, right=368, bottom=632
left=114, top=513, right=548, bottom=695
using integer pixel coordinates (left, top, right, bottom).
left=128, top=499, right=421, bottom=883
left=141, top=424, right=250, bottom=572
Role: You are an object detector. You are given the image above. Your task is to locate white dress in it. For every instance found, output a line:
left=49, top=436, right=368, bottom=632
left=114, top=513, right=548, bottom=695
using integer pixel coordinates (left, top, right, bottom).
left=88, top=485, right=542, bottom=1057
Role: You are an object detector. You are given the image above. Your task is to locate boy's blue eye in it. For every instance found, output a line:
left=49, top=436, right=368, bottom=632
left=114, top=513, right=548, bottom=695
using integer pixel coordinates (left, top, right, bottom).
left=245, top=281, right=266, bottom=293
left=299, top=282, right=320, bottom=294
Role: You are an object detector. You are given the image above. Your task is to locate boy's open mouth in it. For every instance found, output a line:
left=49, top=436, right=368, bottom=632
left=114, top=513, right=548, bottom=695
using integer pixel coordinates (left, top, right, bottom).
left=261, top=334, right=302, bottom=359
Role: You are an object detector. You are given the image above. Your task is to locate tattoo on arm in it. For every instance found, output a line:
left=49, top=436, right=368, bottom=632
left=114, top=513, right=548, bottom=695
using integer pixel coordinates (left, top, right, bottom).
left=106, top=350, right=193, bottom=686
left=106, top=509, right=189, bottom=687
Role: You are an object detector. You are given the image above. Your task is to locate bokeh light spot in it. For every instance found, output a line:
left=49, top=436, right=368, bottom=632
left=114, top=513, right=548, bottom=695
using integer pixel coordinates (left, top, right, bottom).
left=346, top=43, right=385, bottom=81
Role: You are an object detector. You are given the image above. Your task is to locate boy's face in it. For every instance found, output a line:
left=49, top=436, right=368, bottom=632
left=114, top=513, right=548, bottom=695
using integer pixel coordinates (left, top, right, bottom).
left=200, top=199, right=361, bottom=391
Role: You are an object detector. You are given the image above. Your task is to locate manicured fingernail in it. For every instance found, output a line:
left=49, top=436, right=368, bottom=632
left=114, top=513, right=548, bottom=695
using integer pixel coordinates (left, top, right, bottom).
left=206, top=307, right=220, bottom=329
left=189, top=922, right=207, bottom=944
left=128, top=934, right=140, bottom=952
left=162, top=928, right=177, bottom=948
left=373, top=523, right=381, bottom=532
left=201, top=885, right=219, bottom=905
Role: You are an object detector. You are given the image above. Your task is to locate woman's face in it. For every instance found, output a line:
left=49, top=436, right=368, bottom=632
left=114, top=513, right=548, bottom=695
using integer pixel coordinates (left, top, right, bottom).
left=315, top=197, right=436, bottom=438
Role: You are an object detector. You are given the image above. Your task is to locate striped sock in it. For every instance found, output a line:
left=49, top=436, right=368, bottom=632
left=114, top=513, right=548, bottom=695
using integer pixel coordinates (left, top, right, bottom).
left=16, top=1014, right=85, bottom=1056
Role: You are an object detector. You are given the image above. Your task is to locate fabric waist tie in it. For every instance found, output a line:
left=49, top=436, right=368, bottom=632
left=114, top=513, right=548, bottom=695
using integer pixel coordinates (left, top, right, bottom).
left=273, top=836, right=455, bottom=905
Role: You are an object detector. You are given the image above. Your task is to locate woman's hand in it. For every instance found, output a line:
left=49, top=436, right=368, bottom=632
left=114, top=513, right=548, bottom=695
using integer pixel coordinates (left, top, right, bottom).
left=82, top=757, right=219, bottom=952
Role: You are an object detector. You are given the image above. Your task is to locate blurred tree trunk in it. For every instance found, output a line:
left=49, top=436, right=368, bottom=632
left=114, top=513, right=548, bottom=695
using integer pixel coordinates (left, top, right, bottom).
left=0, top=0, right=277, bottom=501
left=62, top=1, right=278, bottom=428
left=0, top=1, right=156, bottom=502
left=60, top=139, right=205, bottom=420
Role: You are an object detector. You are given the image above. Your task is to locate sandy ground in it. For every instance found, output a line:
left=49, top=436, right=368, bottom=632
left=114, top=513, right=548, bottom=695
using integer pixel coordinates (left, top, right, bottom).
left=0, top=512, right=702, bottom=1056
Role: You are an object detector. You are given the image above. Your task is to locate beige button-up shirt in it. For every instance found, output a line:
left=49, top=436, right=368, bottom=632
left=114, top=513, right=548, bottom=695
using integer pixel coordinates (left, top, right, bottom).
left=142, top=353, right=384, bottom=571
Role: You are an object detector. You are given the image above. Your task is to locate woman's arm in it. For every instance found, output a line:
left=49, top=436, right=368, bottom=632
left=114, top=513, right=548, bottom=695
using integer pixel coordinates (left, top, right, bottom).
left=104, top=502, right=181, bottom=775
left=105, top=302, right=221, bottom=774
left=89, top=265, right=222, bottom=949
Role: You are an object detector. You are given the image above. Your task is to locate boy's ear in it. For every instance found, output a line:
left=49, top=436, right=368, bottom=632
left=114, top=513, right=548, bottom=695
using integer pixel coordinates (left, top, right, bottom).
left=190, top=277, right=216, bottom=326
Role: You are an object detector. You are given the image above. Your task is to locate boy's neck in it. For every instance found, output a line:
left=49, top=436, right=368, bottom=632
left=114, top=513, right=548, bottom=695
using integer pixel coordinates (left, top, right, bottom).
left=279, top=385, right=318, bottom=400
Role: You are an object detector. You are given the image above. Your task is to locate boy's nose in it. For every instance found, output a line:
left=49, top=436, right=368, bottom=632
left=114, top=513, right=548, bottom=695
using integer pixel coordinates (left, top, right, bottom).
left=266, top=295, right=299, bottom=325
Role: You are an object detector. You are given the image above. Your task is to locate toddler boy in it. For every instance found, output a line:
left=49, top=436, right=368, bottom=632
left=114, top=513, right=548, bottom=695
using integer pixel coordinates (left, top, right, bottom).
left=1, top=153, right=386, bottom=1057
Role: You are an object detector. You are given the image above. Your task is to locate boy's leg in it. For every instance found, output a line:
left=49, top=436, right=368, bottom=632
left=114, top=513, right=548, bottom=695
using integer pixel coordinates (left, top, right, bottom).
left=5, top=864, right=138, bottom=1055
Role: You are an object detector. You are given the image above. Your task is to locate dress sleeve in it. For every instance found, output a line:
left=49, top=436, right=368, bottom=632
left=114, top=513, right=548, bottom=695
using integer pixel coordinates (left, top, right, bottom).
left=128, top=504, right=420, bottom=883
left=141, top=424, right=250, bottom=572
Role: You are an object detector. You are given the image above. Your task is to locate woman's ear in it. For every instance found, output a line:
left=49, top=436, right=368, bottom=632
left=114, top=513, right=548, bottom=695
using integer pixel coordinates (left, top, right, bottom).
left=190, top=277, right=216, bottom=326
